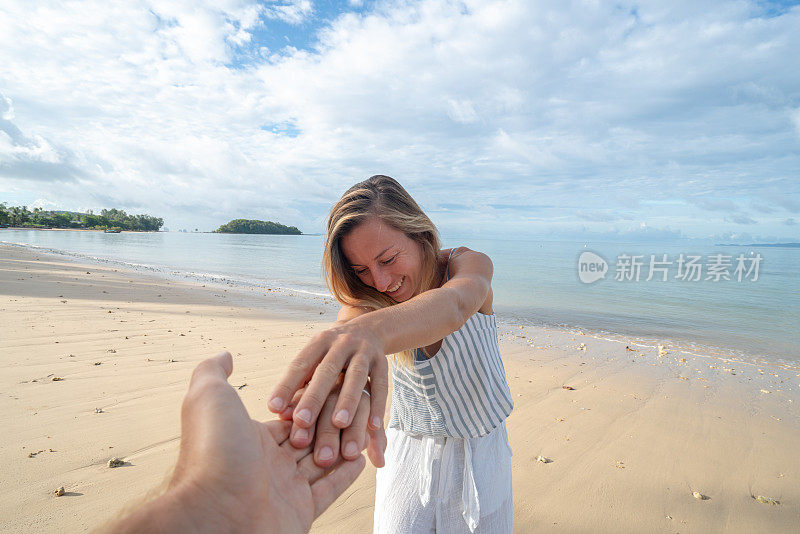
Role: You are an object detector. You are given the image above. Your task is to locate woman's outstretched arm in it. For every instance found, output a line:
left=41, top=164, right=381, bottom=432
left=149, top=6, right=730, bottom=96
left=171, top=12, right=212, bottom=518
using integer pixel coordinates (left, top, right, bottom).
left=267, top=247, right=493, bottom=449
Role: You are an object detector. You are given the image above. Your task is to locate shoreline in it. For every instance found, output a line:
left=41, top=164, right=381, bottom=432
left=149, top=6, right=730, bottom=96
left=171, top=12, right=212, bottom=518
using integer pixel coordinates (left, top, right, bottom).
left=2, top=238, right=794, bottom=374
left=1, top=227, right=161, bottom=233
left=2, top=243, right=799, bottom=532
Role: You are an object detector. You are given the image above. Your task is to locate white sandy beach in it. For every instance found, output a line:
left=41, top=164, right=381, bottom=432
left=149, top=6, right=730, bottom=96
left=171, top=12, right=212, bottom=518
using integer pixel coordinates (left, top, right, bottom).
left=1, top=243, right=798, bottom=533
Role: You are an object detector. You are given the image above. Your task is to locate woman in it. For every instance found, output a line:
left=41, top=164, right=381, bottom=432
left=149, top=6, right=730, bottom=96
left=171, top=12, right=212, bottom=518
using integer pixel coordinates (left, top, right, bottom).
left=269, top=175, right=514, bottom=533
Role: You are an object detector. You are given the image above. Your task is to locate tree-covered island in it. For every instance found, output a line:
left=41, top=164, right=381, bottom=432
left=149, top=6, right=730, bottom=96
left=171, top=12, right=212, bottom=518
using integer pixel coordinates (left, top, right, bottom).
left=0, top=203, right=163, bottom=231
left=214, top=219, right=301, bottom=235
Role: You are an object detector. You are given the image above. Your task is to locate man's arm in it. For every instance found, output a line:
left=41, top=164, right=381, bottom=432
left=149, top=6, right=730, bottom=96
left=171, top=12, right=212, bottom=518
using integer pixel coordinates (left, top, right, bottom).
left=99, top=352, right=366, bottom=534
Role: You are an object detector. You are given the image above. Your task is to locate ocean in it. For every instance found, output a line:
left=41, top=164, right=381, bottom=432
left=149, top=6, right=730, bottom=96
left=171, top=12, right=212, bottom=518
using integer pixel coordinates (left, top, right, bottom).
left=2, top=229, right=798, bottom=366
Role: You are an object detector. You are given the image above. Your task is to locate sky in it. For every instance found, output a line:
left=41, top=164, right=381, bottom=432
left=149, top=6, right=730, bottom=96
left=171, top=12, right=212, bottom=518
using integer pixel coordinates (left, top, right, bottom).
left=1, top=0, right=799, bottom=241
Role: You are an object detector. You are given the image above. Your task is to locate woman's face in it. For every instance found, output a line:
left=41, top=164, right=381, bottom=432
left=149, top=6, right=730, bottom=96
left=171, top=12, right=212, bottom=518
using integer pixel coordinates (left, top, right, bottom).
left=340, top=216, right=425, bottom=302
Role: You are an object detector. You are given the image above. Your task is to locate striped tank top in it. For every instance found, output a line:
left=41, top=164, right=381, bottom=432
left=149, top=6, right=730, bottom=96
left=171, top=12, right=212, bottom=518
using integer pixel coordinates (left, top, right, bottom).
left=388, top=250, right=514, bottom=438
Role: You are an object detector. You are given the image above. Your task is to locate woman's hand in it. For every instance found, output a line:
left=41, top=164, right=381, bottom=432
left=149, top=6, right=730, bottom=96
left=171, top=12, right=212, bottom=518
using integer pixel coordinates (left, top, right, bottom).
left=277, top=378, right=387, bottom=468
left=267, top=321, right=389, bottom=449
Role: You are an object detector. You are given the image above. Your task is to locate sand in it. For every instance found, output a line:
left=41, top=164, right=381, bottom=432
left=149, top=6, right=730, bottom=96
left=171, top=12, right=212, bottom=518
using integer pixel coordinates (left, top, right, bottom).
left=1, top=243, right=798, bottom=533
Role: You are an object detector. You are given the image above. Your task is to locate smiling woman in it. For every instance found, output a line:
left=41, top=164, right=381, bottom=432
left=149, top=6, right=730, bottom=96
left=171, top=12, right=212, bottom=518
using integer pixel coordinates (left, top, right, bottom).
left=342, top=219, right=423, bottom=300
left=322, top=176, right=443, bottom=316
left=269, top=175, right=514, bottom=534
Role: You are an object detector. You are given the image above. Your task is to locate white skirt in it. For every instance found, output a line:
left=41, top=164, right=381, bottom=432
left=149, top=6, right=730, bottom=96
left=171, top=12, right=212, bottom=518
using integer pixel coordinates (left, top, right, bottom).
left=373, top=422, right=513, bottom=534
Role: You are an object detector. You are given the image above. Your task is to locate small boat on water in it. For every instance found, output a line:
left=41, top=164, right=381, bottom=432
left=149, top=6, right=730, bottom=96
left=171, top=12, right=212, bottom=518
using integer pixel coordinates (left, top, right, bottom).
left=104, top=227, right=122, bottom=233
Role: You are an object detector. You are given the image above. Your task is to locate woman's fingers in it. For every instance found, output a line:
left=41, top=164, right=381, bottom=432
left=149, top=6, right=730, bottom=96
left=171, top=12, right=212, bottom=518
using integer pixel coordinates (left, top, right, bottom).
left=267, top=334, right=331, bottom=413
left=365, top=425, right=387, bottom=468
left=278, top=389, right=305, bottom=421
left=290, top=419, right=317, bottom=449
left=283, top=385, right=314, bottom=446
left=331, top=355, right=371, bottom=428
left=312, top=393, right=341, bottom=467
left=340, top=391, right=370, bottom=460
left=367, top=357, right=389, bottom=431
left=291, top=348, right=352, bottom=429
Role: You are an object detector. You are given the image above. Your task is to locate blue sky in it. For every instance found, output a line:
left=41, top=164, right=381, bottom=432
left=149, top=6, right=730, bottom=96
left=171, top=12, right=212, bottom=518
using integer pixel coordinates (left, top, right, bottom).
left=1, top=0, right=799, bottom=241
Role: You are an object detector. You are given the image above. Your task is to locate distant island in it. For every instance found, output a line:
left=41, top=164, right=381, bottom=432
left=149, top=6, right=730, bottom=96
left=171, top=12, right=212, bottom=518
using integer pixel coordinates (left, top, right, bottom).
left=715, top=243, right=800, bottom=248
left=214, top=219, right=301, bottom=235
left=0, top=203, right=163, bottom=232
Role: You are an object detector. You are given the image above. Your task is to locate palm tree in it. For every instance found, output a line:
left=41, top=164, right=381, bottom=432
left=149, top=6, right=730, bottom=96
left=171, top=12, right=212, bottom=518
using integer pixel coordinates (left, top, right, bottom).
left=9, top=206, right=27, bottom=226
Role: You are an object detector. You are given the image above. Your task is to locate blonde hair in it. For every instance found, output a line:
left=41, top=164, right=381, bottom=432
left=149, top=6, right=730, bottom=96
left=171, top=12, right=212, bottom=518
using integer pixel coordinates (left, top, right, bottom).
left=323, top=175, right=441, bottom=365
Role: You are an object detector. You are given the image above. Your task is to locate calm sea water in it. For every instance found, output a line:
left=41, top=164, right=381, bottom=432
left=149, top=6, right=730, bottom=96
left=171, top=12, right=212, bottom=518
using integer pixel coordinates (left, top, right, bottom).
left=2, top=229, right=798, bottom=365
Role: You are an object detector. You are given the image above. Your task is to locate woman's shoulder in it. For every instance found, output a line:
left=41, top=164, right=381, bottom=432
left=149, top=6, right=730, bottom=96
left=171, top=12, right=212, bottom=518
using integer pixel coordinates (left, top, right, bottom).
left=442, top=247, right=493, bottom=276
left=441, top=246, right=494, bottom=314
left=443, top=246, right=470, bottom=258
left=440, top=246, right=489, bottom=267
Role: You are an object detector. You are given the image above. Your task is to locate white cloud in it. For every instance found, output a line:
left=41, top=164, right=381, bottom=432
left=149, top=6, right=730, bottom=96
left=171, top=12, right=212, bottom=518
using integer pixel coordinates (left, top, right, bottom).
left=0, top=0, right=798, bottom=236
left=31, top=198, right=61, bottom=210
left=0, top=90, right=81, bottom=182
left=792, top=106, right=800, bottom=137
left=446, top=99, right=479, bottom=124
left=1, top=93, right=13, bottom=120
left=265, top=0, right=313, bottom=25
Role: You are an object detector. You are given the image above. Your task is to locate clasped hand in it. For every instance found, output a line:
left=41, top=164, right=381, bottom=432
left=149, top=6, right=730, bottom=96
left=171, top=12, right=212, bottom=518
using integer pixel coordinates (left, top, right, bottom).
left=268, top=321, right=390, bottom=468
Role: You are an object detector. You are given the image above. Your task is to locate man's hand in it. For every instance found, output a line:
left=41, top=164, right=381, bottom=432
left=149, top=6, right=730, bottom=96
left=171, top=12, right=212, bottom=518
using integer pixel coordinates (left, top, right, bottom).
left=103, top=351, right=366, bottom=534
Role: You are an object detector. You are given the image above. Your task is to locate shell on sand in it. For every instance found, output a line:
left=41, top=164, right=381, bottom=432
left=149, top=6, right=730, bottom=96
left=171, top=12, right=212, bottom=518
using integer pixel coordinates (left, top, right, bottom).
left=754, top=495, right=780, bottom=505
left=658, top=345, right=668, bottom=357
left=692, top=491, right=708, bottom=500
left=107, top=457, right=125, bottom=468
left=536, top=455, right=551, bottom=463
left=53, top=486, right=65, bottom=497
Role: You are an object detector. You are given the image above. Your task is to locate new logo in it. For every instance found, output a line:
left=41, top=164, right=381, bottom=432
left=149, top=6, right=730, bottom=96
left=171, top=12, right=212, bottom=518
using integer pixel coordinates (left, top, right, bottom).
left=577, top=251, right=608, bottom=284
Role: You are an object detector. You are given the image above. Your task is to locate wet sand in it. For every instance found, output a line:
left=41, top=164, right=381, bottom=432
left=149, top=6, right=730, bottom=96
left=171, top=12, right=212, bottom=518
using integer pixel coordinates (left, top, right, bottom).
left=1, top=243, right=798, bottom=532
